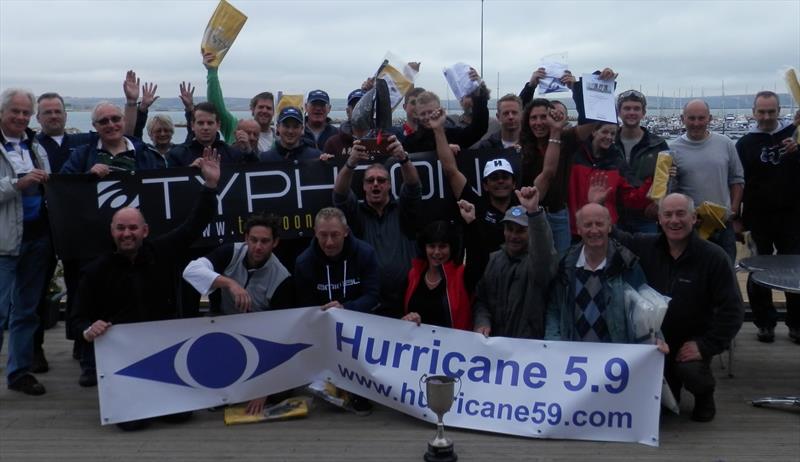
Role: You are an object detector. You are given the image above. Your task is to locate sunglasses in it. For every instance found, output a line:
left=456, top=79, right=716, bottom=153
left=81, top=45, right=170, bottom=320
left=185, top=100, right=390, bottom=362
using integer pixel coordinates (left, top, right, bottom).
left=95, top=115, right=122, bottom=126
left=617, top=90, right=646, bottom=103
left=364, top=176, right=389, bottom=184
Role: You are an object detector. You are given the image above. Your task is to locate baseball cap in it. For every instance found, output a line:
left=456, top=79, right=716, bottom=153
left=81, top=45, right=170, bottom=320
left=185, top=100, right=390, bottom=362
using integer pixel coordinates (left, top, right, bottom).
left=307, top=89, right=330, bottom=105
left=347, top=89, right=365, bottom=107
left=277, top=107, right=303, bottom=124
left=483, top=158, right=514, bottom=179
left=501, top=206, right=528, bottom=227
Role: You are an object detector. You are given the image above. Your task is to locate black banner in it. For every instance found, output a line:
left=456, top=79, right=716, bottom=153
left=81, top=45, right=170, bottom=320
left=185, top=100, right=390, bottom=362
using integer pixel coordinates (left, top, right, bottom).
left=46, top=148, right=518, bottom=260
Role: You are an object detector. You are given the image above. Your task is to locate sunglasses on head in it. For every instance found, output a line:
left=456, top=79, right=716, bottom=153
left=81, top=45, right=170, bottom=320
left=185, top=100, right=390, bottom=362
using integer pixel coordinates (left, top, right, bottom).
left=95, top=115, right=122, bottom=126
left=617, top=90, right=645, bottom=102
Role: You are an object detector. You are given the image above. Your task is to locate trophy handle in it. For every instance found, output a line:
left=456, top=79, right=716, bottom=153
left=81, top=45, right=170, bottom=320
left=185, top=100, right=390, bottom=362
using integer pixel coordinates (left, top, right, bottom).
left=454, top=374, right=462, bottom=398
left=419, top=373, right=428, bottom=396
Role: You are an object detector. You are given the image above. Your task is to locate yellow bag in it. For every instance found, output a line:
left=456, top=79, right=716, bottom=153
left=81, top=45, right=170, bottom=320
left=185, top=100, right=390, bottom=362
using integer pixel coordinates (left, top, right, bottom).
left=223, top=397, right=311, bottom=425
left=276, top=94, right=304, bottom=116
left=201, top=0, right=247, bottom=68
left=647, top=151, right=672, bottom=200
left=696, top=201, right=727, bottom=240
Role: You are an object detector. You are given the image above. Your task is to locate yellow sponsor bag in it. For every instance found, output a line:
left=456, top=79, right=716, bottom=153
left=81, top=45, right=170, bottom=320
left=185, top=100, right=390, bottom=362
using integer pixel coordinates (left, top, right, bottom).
left=201, top=0, right=247, bottom=68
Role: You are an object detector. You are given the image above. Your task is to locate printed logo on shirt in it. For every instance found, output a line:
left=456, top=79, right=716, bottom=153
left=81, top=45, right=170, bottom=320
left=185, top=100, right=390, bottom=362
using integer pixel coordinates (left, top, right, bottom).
left=97, top=180, right=140, bottom=210
left=759, top=144, right=786, bottom=165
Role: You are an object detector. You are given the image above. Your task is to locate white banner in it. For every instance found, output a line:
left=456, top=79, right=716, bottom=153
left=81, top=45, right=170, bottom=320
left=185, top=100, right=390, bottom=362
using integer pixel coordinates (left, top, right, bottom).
left=96, top=307, right=663, bottom=446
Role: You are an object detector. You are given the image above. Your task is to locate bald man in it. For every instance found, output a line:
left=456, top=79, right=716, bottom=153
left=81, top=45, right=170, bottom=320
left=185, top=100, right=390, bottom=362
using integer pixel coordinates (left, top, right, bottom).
left=72, top=150, right=219, bottom=401
left=669, top=99, right=744, bottom=264
left=233, top=119, right=262, bottom=154
left=612, top=193, right=743, bottom=422
left=545, top=203, right=661, bottom=348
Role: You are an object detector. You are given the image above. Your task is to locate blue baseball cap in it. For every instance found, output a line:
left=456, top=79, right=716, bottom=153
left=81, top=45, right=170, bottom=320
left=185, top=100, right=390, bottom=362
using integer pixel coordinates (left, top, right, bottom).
left=278, top=107, right=304, bottom=124
left=307, top=90, right=330, bottom=105
left=347, top=89, right=365, bottom=107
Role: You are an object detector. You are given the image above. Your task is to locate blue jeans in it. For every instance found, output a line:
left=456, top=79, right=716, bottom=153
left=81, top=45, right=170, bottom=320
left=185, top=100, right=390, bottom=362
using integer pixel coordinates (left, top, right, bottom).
left=708, top=224, right=736, bottom=266
left=0, top=236, right=52, bottom=381
left=546, top=208, right=571, bottom=258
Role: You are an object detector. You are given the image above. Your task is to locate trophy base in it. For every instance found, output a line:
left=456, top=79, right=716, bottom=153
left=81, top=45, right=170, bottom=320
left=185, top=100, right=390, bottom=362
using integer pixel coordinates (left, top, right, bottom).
left=424, top=442, right=457, bottom=462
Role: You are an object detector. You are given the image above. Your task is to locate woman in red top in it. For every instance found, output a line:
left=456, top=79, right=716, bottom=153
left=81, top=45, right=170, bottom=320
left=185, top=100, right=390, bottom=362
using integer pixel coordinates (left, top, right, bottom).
left=567, top=123, right=653, bottom=236
left=401, top=203, right=478, bottom=330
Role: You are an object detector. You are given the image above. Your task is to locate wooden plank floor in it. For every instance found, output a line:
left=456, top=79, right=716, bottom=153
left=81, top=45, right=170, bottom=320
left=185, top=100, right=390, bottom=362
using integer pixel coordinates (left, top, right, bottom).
left=1, top=322, right=798, bottom=462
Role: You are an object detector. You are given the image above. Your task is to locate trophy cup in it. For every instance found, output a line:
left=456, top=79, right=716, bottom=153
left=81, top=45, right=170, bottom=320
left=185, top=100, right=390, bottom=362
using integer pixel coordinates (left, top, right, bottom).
left=420, top=374, right=461, bottom=462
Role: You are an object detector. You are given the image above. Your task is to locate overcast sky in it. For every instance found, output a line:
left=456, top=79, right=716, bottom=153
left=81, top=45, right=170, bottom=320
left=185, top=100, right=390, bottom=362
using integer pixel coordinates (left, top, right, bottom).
left=1, top=0, right=799, bottom=102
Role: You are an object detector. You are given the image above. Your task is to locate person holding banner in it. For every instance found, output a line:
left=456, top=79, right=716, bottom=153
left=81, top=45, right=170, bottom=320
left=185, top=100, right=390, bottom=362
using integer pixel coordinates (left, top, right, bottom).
left=401, top=205, right=480, bottom=330
left=545, top=203, right=668, bottom=353
left=333, top=135, right=420, bottom=318
left=294, top=207, right=380, bottom=314
left=472, top=186, right=558, bottom=339
left=73, top=149, right=220, bottom=399
left=609, top=193, right=743, bottom=422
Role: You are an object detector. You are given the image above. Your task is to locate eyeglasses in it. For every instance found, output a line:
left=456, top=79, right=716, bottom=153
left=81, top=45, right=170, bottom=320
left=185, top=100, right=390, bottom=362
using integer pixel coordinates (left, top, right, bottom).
left=617, top=90, right=646, bottom=103
left=364, top=177, right=389, bottom=184
left=95, top=115, right=122, bottom=126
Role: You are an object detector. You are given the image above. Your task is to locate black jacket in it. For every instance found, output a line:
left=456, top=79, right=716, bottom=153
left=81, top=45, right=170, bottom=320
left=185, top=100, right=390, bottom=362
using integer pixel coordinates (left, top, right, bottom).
left=402, top=93, right=489, bottom=153
left=72, top=187, right=217, bottom=335
left=167, top=136, right=250, bottom=167
left=613, top=230, right=744, bottom=359
left=735, top=122, right=799, bottom=229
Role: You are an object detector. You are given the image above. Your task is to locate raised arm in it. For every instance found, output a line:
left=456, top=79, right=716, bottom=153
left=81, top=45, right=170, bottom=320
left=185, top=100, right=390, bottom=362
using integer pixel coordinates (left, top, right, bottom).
left=122, top=70, right=140, bottom=136
left=533, top=108, right=565, bottom=198
left=204, top=51, right=238, bottom=144
left=431, top=108, right=467, bottom=198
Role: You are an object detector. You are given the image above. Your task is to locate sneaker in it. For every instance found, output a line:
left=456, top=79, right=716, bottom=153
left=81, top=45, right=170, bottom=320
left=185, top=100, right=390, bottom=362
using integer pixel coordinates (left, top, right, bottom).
left=757, top=326, right=775, bottom=343
left=8, top=374, right=46, bottom=396
left=31, top=350, right=49, bottom=374
left=345, top=395, right=373, bottom=416
left=789, top=327, right=800, bottom=344
left=79, top=368, right=97, bottom=387
left=691, top=392, right=716, bottom=422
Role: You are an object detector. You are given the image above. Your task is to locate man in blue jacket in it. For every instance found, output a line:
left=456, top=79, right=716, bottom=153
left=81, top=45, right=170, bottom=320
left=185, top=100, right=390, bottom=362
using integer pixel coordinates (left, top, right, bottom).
left=294, top=207, right=379, bottom=313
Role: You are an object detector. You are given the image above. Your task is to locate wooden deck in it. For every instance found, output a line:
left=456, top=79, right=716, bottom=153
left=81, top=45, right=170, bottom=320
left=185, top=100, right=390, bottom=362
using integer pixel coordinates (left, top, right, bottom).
left=1, top=322, right=798, bottom=462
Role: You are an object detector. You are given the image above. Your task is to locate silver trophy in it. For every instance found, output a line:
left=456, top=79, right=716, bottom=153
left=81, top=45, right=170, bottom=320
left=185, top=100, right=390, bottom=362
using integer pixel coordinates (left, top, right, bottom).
left=420, top=374, right=461, bottom=462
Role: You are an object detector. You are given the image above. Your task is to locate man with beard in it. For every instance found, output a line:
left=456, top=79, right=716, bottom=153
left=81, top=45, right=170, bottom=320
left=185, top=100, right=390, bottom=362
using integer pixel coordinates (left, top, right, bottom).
left=332, top=135, right=420, bottom=317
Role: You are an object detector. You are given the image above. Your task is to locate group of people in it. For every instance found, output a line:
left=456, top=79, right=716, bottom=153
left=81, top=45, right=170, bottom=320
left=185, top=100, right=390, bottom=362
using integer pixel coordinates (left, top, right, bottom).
left=1, top=55, right=798, bottom=430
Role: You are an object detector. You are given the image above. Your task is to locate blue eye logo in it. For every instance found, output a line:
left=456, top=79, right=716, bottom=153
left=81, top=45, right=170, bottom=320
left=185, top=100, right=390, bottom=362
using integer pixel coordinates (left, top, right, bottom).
left=115, top=332, right=311, bottom=389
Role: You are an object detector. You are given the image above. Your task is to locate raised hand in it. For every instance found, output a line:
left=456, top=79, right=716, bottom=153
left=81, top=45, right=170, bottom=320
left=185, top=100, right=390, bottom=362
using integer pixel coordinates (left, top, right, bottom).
left=140, top=82, right=159, bottom=111
left=560, top=70, right=576, bottom=89
left=587, top=171, right=612, bottom=204
left=515, top=186, right=540, bottom=213
left=529, top=67, right=546, bottom=87
left=190, top=147, right=221, bottom=189
left=123, top=70, right=140, bottom=104
left=457, top=199, right=476, bottom=224
left=598, top=67, right=618, bottom=81
left=202, top=51, right=217, bottom=69
left=179, top=82, right=195, bottom=111
left=429, top=108, right=447, bottom=130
